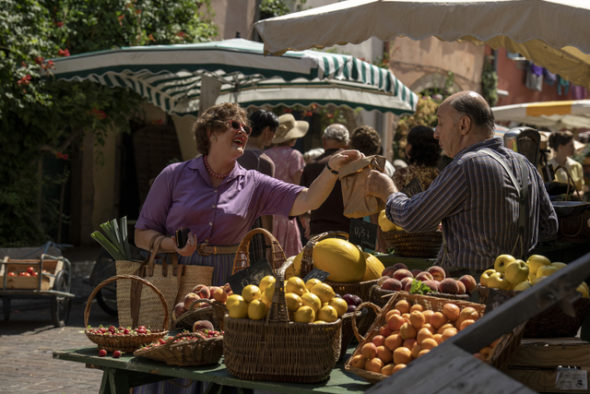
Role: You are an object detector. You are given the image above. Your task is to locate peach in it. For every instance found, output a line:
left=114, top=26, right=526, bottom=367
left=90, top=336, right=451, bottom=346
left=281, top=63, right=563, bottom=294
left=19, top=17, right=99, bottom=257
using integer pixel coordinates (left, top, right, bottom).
left=392, top=363, right=407, bottom=373
left=381, top=278, right=403, bottom=291
left=401, top=277, right=414, bottom=291
left=459, top=274, right=478, bottom=294
left=211, top=286, right=228, bottom=303
left=423, top=280, right=440, bottom=292
left=456, top=280, right=466, bottom=295
left=384, top=333, right=402, bottom=351
left=393, top=347, right=412, bottom=365
left=372, top=335, right=385, bottom=347
left=365, top=357, right=384, bottom=373
left=376, top=345, right=393, bottom=363
left=387, top=314, right=406, bottom=331
left=174, top=302, right=187, bottom=318
left=349, top=354, right=365, bottom=368
left=386, top=263, right=408, bottom=275
left=442, top=303, right=461, bottom=321
left=392, top=269, right=414, bottom=281
left=415, top=271, right=434, bottom=282
left=400, top=322, right=417, bottom=340
left=183, top=292, right=201, bottom=310
left=360, top=342, right=378, bottom=359
left=381, top=363, right=396, bottom=376
left=410, top=269, right=422, bottom=277
left=439, top=278, right=459, bottom=294
left=223, top=283, right=233, bottom=295
left=191, top=284, right=211, bottom=299
left=427, top=265, right=446, bottom=281
left=192, top=320, right=214, bottom=331
left=394, top=299, right=411, bottom=314
left=409, top=310, right=426, bottom=329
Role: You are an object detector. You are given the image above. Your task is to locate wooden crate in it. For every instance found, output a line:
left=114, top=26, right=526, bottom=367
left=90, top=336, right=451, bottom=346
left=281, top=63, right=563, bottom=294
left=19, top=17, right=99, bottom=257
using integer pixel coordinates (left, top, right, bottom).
left=0, top=258, right=63, bottom=290
left=506, top=338, right=590, bottom=393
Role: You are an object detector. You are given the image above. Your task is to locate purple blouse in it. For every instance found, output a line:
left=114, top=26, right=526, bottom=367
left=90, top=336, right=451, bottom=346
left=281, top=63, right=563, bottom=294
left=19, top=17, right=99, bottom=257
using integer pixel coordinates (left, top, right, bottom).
left=136, top=157, right=304, bottom=245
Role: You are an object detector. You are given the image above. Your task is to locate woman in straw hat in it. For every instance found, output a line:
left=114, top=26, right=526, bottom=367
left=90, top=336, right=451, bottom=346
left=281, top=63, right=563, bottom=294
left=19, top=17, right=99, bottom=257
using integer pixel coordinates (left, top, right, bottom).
left=134, top=103, right=361, bottom=286
left=265, top=113, right=310, bottom=256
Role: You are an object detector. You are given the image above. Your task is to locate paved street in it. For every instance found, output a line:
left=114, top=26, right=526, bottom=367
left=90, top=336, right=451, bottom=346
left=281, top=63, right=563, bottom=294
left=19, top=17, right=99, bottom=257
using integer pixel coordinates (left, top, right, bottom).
left=0, top=247, right=118, bottom=394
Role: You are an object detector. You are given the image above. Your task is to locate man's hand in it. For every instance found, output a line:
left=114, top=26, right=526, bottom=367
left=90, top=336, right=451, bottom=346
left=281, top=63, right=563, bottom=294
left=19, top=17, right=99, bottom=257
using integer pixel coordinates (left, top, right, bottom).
left=327, top=149, right=364, bottom=171
left=367, top=170, right=398, bottom=202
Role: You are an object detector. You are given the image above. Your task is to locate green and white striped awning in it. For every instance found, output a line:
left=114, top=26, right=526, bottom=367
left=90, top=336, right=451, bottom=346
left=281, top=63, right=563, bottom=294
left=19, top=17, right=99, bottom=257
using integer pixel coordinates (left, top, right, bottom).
left=49, top=38, right=417, bottom=116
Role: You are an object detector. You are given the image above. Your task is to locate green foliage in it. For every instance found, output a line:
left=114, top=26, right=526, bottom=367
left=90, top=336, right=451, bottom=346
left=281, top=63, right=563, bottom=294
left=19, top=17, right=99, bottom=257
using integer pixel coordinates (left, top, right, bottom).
left=0, top=0, right=216, bottom=246
left=259, top=0, right=290, bottom=19
left=481, top=55, right=498, bottom=107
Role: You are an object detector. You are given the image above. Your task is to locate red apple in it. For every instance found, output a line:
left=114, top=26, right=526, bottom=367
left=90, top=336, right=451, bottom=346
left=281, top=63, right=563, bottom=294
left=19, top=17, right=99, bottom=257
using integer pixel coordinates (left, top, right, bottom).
left=458, top=275, right=477, bottom=294
left=392, top=269, right=414, bottom=281
left=415, top=271, right=434, bottom=282
left=381, top=278, right=402, bottom=291
left=427, top=266, right=446, bottom=281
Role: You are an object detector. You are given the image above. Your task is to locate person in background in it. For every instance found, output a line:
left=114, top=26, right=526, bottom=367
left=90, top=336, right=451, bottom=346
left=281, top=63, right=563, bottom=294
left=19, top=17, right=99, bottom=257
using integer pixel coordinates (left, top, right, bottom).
left=264, top=114, right=309, bottom=257
left=349, top=125, right=395, bottom=177
left=303, top=147, right=325, bottom=164
left=393, top=125, right=441, bottom=196
left=367, top=91, right=558, bottom=276
left=548, top=129, right=584, bottom=198
left=237, top=109, right=279, bottom=261
left=300, top=123, right=351, bottom=239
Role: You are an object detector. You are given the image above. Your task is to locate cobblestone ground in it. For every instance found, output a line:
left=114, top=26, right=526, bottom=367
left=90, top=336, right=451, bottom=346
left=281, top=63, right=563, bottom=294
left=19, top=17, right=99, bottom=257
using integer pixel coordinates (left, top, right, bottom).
left=0, top=251, right=118, bottom=394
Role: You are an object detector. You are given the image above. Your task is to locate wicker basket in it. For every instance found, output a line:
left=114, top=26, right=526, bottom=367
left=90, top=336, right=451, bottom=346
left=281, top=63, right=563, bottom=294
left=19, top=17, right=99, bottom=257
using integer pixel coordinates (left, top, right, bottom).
left=345, top=292, right=521, bottom=383
left=134, top=331, right=223, bottom=367
left=381, top=230, right=442, bottom=258
left=84, top=274, right=169, bottom=353
left=173, top=298, right=222, bottom=331
left=223, top=228, right=342, bottom=383
left=369, top=284, right=469, bottom=308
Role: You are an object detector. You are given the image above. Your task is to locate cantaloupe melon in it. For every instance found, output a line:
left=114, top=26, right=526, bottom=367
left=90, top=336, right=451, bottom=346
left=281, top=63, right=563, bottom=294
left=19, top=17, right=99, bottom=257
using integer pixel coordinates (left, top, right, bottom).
left=284, top=252, right=303, bottom=279
left=362, top=252, right=385, bottom=281
left=312, top=238, right=366, bottom=282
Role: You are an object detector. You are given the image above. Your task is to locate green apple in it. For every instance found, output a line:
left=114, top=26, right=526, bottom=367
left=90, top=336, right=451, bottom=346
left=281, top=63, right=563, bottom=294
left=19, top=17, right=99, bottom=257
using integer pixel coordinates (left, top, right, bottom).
left=550, top=262, right=567, bottom=270
left=494, top=254, right=516, bottom=273
left=504, top=260, right=529, bottom=285
left=487, top=271, right=510, bottom=290
left=479, top=268, right=496, bottom=286
left=512, top=280, right=532, bottom=292
left=535, top=264, right=559, bottom=280
left=526, top=254, right=551, bottom=281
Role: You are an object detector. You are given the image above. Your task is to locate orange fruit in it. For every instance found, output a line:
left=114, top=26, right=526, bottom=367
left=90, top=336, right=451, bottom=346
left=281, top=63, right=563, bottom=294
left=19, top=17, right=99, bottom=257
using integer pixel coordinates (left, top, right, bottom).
left=394, top=300, right=410, bottom=314
left=376, top=345, right=393, bottom=363
left=442, top=303, right=461, bottom=321
left=393, top=346, right=412, bottom=364
left=365, top=357, right=384, bottom=373
left=384, top=333, right=402, bottom=351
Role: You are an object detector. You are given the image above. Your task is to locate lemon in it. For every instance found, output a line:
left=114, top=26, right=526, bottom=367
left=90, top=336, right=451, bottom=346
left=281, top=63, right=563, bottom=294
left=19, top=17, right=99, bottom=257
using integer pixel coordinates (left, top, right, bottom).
left=305, top=278, right=322, bottom=292
left=227, top=294, right=245, bottom=308
left=317, top=305, right=339, bottom=323
left=329, top=297, right=348, bottom=317
left=259, top=275, right=276, bottom=291
left=286, top=276, right=308, bottom=296
left=311, top=282, right=335, bottom=303
left=247, top=299, right=268, bottom=320
left=285, top=292, right=303, bottom=312
left=242, top=284, right=261, bottom=303
left=312, top=320, right=327, bottom=324
left=294, top=305, right=315, bottom=323
left=301, top=292, right=322, bottom=313
left=227, top=295, right=248, bottom=318
left=261, top=284, right=275, bottom=305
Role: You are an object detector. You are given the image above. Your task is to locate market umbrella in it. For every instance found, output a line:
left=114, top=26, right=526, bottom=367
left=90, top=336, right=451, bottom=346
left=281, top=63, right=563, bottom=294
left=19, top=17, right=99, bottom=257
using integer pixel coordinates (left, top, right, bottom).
left=254, top=0, right=590, bottom=89
left=49, top=38, right=417, bottom=116
left=492, top=100, right=590, bottom=130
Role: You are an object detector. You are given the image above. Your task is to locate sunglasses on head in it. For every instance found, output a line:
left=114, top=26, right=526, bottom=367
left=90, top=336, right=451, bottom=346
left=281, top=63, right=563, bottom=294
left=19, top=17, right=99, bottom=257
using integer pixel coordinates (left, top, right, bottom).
left=226, top=120, right=252, bottom=135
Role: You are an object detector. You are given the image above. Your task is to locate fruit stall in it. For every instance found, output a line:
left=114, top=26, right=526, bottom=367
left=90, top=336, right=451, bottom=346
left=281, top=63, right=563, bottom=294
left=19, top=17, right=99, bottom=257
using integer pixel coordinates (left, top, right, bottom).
left=54, top=218, right=590, bottom=393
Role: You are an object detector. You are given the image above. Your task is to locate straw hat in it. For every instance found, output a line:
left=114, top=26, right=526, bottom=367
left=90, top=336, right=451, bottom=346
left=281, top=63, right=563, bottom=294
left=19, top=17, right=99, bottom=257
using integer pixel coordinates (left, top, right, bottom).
left=272, top=114, right=309, bottom=144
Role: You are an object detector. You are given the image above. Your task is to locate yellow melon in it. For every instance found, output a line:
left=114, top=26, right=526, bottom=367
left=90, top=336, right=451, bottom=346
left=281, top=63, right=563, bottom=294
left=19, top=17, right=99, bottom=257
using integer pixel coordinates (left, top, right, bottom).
left=362, top=252, right=385, bottom=281
left=312, top=238, right=366, bottom=282
left=284, top=252, right=303, bottom=279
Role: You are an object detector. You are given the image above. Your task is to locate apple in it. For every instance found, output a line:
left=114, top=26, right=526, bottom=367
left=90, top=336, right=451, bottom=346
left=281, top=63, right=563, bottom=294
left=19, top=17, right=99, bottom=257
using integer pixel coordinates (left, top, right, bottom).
left=415, top=271, right=434, bottom=282
left=112, top=350, right=122, bottom=358
left=526, top=254, right=551, bottom=281
left=381, top=278, right=402, bottom=291
left=7, top=271, right=16, bottom=277
left=513, top=280, right=532, bottom=292
left=504, top=260, right=529, bottom=285
left=479, top=269, right=496, bottom=286
left=535, top=264, right=559, bottom=280
left=550, top=262, right=567, bottom=270
left=577, top=282, right=590, bottom=298
left=26, top=266, right=36, bottom=275
left=486, top=271, right=510, bottom=290
left=493, top=254, right=515, bottom=273
left=427, top=266, right=446, bottom=281
left=458, top=275, right=477, bottom=294
left=392, top=269, right=414, bottom=281
left=183, top=292, right=201, bottom=310
left=98, top=349, right=107, bottom=357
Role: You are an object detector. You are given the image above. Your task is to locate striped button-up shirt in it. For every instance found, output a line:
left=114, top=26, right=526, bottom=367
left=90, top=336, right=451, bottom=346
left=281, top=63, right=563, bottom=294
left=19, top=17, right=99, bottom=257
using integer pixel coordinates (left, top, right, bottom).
left=386, top=138, right=558, bottom=271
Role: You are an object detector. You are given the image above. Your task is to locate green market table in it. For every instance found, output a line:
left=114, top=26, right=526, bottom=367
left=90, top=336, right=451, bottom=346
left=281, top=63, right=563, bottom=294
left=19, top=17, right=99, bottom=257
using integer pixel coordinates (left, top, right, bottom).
left=53, top=347, right=371, bottom=394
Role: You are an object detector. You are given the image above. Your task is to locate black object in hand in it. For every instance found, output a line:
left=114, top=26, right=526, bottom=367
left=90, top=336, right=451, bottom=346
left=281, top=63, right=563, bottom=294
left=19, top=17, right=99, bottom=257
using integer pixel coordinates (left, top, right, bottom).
left=175, top=228, right=190, bottom=248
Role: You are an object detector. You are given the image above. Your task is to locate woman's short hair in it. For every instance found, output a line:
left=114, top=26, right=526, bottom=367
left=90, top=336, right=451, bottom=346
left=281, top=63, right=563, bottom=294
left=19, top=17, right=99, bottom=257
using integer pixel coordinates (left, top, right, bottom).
left=548, top=129, right=574, bottom=150
left=407, top=125, right=441, bottom=167
left=193, top=102, right=247, bottom=155
left=350, top=126, right=381, bottom=156
left=248, top=109, right=279, bottom=138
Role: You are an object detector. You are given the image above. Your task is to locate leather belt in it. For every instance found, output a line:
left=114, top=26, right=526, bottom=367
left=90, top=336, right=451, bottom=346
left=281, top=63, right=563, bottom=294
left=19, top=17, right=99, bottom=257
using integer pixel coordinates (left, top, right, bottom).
left=196, top=243, right=239, bottom=256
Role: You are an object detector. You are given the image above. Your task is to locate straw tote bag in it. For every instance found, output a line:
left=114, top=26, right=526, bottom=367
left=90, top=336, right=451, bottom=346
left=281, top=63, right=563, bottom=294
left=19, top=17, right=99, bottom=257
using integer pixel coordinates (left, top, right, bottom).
left=116, top=235, right=213, bottom=329
left=339, top=155, right=386, bottom=218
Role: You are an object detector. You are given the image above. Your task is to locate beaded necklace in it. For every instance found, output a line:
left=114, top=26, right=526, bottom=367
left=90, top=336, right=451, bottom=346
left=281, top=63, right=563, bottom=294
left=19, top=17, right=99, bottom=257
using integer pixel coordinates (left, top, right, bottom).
left=203, top=155, right=231, bottom=179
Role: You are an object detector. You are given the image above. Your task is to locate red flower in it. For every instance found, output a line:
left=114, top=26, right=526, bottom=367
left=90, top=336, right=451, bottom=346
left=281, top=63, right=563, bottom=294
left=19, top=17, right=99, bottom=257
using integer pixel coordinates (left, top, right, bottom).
left=58, top=48, right=70, bottom=57
left=176, top=31, right=185, bottom=38
left=17, top=75, right=32, bottom=85
left=90, top=108, right=107, bottom=120
left=56, top=21, right=64, bottom=27
left=35, top=56, right=44, bottom=65
left=45, top=60, right=55, bottom=69
left=55, top=152, right=69, bottom=160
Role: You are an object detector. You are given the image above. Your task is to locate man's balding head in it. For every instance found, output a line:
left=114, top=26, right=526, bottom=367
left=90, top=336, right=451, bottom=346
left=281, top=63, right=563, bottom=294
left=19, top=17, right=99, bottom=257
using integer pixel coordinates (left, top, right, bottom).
left=442, top=91, right=495, bottom=138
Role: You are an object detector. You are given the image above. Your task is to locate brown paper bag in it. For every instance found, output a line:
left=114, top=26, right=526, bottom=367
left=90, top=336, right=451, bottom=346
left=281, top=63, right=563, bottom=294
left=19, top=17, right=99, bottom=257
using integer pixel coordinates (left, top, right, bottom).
left=339, top=155, right=386, bottom=218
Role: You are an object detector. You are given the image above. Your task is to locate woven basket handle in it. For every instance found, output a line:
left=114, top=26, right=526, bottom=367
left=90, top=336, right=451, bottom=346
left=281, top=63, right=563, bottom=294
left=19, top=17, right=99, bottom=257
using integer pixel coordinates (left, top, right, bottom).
left=301, top=231, right=349, bottom=276
left=266, top=258, right=291, bottom=323
left=351, top=301, right=381, bottom=343
left=85, top=274, right=170, bottom=330
left=172, top=298, right=214, bottom=324
left=231, top=228, right=286, bottom=275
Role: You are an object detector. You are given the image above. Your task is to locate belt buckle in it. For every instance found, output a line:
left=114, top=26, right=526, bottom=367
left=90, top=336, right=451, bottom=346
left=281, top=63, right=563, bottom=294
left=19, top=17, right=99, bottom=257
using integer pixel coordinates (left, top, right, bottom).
left=197, top=243, right=212, bottom=256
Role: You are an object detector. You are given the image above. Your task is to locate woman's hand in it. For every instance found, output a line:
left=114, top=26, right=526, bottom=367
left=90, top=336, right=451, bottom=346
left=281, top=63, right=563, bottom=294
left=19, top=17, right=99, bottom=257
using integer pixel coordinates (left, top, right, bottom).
left=174, top=232, right=197, bottom=257
left=327, top=149, right=364, bottom=172
left=367, top=170, right=398, bottom=202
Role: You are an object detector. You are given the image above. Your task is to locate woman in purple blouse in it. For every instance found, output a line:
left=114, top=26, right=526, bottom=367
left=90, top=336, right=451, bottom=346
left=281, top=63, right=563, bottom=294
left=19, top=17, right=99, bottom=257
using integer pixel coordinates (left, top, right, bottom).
left=135, top=102, right=360, bottom=286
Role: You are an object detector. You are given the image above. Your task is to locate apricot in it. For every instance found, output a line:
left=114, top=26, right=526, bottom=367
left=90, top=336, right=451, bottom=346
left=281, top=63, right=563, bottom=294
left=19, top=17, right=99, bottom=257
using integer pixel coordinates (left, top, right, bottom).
left=460, top=306, right=480, bottom=321
left=422, top=309, right=434, bottom=322
left=392, top=363, right=407, bottom=373
left=394, top=299, right=410, bottom=314
left=409, top=310, right=426, bottom=329
left=387, top=314, right=405, bottom=331
left=437, top=323, right=455, bottom=334
left=433, top=333, right=444, bottom=344
left=410, top=303, right=424, bottom=312
left=442, top=327, right=458, bottom=341
left=365, top=357, right=384, bottom=373
left=379, top=325, right=393, bottom=337
left=400, top=322, right=417, bottom=340
left=417, top=348, right=431, bottom=357
left=349, top=354, right=365, bottom=368
left=459, top=319, right=476, bottom=330
left=360, top=342, right=378, bottom=359
left=381, top=363, right=396, bottom=376
left=402, top=313, right=411, bottom=321
left=422, top=322, right=434, bottom=332
left=372, top=335, right=385, bottom=347
left=416, top=327, right=434, bottom=343
left=384, top=333, right=402, bottom=351
left=442, top=303, right=460, bottom=321
left=385, top=309, right=401, bottom=320
left=393, top=346, right=412, bottom=364
left=420, top=338, right=438, bottom=350
left=376, top=345, right=393, bottom=363
left=402, top=338, right=417, bottom=351
left=428, top=311, right=447, bottom=329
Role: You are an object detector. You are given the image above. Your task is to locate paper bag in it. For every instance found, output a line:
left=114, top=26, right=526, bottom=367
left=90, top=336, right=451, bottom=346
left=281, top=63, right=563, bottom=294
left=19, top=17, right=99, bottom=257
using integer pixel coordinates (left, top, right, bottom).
left=339, top=155, right=386, bottom=218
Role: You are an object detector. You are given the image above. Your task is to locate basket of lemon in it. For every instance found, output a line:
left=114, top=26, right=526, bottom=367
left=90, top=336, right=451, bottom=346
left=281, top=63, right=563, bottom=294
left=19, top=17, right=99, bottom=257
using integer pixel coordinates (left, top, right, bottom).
left=223, top=228, right=342, bottom=383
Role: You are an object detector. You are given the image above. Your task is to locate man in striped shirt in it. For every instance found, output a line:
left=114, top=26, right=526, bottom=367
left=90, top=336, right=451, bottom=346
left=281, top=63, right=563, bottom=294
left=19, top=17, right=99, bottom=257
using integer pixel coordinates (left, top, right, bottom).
left=367, top=91, right=558, bottom=274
